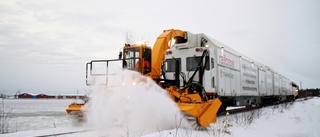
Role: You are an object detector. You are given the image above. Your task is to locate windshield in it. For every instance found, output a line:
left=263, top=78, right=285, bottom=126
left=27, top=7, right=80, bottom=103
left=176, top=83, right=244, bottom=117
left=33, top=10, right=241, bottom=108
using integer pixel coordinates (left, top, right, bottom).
left=165, top=58, right=181, bottom=72
left=186, top=56, right=209, bottom=71
left=125, top=48, right=140, bottom=59
left=123, top=48, right=140, bottom=70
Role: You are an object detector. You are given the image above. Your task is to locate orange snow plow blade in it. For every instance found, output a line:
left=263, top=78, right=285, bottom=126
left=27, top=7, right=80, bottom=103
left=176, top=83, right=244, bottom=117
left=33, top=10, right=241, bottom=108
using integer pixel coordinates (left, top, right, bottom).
left=178, top=98, right=222, bottom=127
left=66, top=104, right=84, bottom=114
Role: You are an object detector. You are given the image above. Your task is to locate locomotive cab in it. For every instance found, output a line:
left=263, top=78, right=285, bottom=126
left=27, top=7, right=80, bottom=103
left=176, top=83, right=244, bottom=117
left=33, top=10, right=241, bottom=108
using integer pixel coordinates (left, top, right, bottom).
left=121, top=44, right=152, bottom=74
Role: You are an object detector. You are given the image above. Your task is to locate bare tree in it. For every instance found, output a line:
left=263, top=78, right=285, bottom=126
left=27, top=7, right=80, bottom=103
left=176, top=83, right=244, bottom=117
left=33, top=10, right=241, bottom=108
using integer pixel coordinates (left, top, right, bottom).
left=125, top=31, right=134, bottom=45
left=124, top=31, right=146, bottom=45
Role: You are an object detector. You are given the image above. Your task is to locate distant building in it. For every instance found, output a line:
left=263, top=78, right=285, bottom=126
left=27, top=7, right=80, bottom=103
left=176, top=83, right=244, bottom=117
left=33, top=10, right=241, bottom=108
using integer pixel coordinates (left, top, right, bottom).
left=36, top=93, right=56, bottom=99
left=18, top=93, right=37, bottom=99
left=15, top=93, right=86, bottom=99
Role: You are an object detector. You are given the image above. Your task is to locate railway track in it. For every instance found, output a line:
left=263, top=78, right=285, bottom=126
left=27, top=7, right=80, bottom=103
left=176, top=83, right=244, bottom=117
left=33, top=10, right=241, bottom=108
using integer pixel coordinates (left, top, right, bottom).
left=218, top=105, right=261, bottom=116
left=34, top=129, right=93, bottom=137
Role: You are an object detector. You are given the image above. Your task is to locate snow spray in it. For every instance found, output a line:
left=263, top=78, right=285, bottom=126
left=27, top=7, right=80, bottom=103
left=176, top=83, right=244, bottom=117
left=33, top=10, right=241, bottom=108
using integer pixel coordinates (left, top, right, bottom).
left=84, top=69, right=190, bottom=133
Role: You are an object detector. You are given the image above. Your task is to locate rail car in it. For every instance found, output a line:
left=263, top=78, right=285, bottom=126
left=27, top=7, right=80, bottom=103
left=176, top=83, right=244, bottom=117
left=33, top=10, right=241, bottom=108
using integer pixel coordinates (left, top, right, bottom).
left=163, top=31, right=298, bottom=111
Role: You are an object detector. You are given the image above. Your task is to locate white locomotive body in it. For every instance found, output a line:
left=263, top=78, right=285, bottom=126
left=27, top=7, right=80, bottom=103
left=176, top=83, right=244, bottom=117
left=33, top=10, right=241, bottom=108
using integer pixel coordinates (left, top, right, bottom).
left=164, top=31, right=295, bottom=109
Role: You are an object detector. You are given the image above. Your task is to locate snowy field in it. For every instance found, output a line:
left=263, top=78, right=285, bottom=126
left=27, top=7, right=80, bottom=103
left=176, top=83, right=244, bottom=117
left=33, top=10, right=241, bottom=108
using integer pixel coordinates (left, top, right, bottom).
left=0, top=99, right=74, bottom=133
left=1, top=97, right=319, bottom=137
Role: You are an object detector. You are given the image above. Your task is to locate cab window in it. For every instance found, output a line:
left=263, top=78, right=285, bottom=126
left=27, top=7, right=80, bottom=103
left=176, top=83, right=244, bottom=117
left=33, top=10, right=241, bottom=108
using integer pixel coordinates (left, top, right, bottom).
left=124, top=48, right=140, bottom=70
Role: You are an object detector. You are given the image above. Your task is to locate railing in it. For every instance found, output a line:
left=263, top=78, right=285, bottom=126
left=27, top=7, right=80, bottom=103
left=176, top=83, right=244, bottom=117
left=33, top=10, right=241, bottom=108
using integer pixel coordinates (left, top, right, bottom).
left=86, top=58, right=140, bottom=86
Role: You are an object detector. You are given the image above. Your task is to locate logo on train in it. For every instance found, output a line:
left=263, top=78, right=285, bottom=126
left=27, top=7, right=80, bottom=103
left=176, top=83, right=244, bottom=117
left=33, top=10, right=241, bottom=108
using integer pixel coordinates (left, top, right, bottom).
left=219, top=55, right=235, bottom=69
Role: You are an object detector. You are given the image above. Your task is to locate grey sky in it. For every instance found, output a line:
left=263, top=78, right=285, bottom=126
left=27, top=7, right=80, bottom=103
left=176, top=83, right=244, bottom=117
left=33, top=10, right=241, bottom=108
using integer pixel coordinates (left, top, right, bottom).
left=1, top=0, right=319, bottom=94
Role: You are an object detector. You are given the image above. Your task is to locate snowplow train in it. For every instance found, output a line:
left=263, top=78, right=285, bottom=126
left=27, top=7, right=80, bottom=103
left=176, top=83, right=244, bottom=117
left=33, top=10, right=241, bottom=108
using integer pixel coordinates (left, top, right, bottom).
left=66, top=28, right=298, bottom=129
left=66, top=29, right=222, bottom=129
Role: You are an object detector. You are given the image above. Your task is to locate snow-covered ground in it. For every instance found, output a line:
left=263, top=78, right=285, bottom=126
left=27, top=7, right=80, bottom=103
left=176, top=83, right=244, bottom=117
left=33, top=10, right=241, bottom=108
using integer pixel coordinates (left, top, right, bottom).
left=228, top=98, right=320, bottom=137
left=0, top=99, right=74, bottom=133
left=2, top=97, right=319, bottom=137
left=141, top=98, right=320, bottom=137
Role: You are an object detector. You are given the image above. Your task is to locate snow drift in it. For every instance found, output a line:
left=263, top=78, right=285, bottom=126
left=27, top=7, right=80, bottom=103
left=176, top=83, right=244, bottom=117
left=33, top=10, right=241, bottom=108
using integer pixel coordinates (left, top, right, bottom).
left=84, top=69, right=189, bottom=133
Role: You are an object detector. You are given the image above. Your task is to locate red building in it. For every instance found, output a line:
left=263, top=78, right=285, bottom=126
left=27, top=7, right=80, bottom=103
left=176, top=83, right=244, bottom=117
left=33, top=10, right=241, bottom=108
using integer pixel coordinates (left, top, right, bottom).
left=36, top=93, right=56, bottom=99
left=36, top=93, right=48, bottom=98
left=17, top=93, right=85, bottom=99
left=18, top=93, right=36, bottom=99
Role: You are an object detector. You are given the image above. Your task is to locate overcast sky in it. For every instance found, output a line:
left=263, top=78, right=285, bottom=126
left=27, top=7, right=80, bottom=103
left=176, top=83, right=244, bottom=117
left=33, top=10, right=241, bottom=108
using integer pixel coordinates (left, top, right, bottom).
left=1, top=0, right=319, bottom=94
